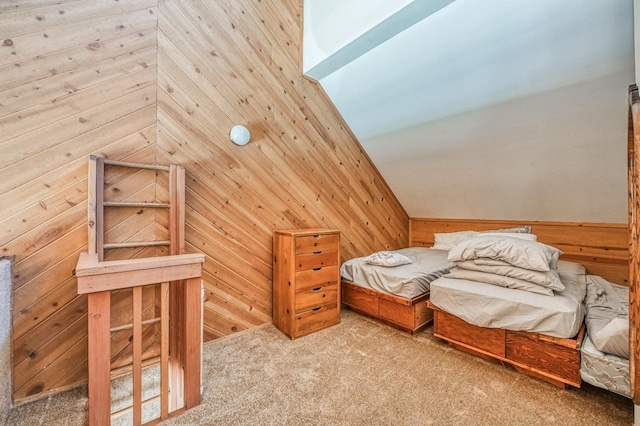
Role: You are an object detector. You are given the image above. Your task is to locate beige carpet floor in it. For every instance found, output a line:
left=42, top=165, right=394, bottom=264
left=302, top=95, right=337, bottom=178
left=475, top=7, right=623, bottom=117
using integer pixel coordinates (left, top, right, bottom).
left=5, top=309, right=634, bottom=425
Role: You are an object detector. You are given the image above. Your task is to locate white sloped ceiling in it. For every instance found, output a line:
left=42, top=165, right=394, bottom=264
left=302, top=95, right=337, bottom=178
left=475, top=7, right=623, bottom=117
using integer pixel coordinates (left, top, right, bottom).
left=305, top=0, right=635, bottom=223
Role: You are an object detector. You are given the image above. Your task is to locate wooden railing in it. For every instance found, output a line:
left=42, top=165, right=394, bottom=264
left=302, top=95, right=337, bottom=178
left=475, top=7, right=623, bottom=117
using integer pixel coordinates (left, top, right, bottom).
left=77, top=156, right=205, bottom=425
left=76, top=253, right=204, bottom=425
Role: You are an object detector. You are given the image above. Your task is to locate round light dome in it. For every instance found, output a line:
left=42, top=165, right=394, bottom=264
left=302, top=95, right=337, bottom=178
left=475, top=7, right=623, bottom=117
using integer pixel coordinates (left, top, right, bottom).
left=229, top=125, right=250, bottom=146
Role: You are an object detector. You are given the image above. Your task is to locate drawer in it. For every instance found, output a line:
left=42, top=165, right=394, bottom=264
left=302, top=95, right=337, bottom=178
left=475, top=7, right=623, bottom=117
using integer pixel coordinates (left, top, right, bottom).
left=506, top=331, right=580, bottom=384
left=295, top=250, right=338, bottom=271
left=293, top=305, right=339, bottom=337
left=342, top=283, right=379, bottom=317
left=295, top=284, right=338, bottom=313
left=295, top=265, right=338, bottom=291
left=435, top=309, right=505, bottom=357
left=295, top=234, right=339, bottom=254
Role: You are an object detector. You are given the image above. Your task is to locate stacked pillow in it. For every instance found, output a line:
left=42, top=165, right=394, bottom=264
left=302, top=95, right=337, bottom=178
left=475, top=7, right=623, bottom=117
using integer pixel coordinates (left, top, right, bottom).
left=432, top=226, right=531, bottom=251
left=436, top=230, right=564, bottom=296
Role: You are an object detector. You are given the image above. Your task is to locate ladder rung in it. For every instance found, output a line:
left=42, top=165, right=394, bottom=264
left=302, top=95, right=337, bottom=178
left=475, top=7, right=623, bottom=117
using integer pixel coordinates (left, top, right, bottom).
left=110, top=317, right=161, bottom=333
left=103, top=241, right=170, bottom=249
left=103, top=202, right=170, bottom=208
left=104, top=159, right=170, bottom=172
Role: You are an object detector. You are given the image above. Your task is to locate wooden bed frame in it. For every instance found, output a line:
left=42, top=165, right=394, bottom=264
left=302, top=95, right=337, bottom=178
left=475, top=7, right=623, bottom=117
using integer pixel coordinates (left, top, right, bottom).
left=342, top=218, right=628, bottom=387
left=415, top=218, right=627, bottom=388
left=427, top=301, right=585, bottom=388
left=341, top=281, right=433, bottom=333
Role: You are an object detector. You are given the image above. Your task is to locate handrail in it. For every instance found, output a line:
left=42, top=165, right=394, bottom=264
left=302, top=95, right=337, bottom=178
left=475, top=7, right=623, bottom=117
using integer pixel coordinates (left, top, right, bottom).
left=76, top=253, right=205, bottom=293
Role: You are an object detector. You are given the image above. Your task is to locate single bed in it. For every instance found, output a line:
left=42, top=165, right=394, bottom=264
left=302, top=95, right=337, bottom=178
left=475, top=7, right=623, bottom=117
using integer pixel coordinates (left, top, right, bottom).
left=428, top=259, right=588, bottom=388
left=412, top=219, right=627, bottom=389
left=580, top=275, right=630, bottom=397
left=429, top=260, right=587, bottom=339
left=340, top=247, right=454, bottom=333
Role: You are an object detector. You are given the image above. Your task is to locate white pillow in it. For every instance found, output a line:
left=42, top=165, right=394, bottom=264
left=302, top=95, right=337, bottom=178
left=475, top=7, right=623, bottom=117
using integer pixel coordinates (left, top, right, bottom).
left=458, top=259, right=564, bottom=291
left=446, top=267, right=554, bottom=296
left=432, top=230, right=477, bottom=251
left=591, top=317, right=629, bottom=358
left=447, top=235, right=563, bottom=272
left=363, top=251, right=412, bottom=267
left=481, top=226, right=532, bottom=234
left=480, top=232, right=537, bottom=241
left=557, top=260, right=586, bottom=276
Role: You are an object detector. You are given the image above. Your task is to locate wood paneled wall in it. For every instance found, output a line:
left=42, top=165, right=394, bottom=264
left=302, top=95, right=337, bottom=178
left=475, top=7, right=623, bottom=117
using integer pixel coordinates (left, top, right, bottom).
left=0, top=0, right=408, bottom=402
left=156, top=0, right=408, bottom=340
left=0, top=0, right=160, bottom=402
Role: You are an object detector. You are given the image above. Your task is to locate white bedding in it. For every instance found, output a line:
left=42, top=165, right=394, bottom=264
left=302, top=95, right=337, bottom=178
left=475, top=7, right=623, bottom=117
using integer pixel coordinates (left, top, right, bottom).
left=584, top=275, right=629, bottom=358
left=340, top=247, right=454, bottom=299
left=429, top=260, right=587, bottom=338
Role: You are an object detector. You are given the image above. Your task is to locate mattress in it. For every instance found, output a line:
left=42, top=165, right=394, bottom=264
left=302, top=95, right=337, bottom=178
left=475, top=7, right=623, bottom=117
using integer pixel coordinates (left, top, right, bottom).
left=429, top=260, right=587, bottom=338
left=584, top=275, right=629, bottom=359
left=580, top=334, right=630, bottom=398
left=340, top=247, right=454, bottom=299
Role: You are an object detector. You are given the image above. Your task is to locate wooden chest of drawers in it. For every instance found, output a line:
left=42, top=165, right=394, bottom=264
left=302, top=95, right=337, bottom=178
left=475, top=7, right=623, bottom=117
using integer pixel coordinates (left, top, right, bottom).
left=273, top=229, right=340, bottom=339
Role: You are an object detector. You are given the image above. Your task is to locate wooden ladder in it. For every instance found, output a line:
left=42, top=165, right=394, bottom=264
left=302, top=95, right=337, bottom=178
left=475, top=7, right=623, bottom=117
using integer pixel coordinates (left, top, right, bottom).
left=75, top=156, right=205, bottom=425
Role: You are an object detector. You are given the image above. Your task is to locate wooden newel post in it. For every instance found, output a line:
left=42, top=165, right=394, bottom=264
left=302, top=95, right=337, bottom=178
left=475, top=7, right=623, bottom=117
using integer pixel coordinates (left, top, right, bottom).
left=183, top=277, right=202, bottom=409
left=87, top=292, right=111, bottom=426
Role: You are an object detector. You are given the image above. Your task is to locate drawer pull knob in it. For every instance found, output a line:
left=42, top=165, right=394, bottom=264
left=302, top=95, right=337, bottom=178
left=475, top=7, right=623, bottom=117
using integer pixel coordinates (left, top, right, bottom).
left=312, top=287, right=322, bottom=292
left=313, top=267, right=322, bottom=271
left=312, top=307, right=322, bottom=312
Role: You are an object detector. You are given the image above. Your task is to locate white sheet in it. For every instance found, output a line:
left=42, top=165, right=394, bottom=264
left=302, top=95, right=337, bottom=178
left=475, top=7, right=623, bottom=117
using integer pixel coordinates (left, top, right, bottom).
left=340, top=247, right=454, bottom=299
left=584, top=275, right=629, bottom=358
left=429, top=260, right=586, bottom=338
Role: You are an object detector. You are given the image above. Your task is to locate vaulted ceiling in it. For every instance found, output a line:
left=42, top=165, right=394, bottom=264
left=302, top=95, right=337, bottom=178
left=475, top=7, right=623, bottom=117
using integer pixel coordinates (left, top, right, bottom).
left=304, top=0, right=635, bottom=223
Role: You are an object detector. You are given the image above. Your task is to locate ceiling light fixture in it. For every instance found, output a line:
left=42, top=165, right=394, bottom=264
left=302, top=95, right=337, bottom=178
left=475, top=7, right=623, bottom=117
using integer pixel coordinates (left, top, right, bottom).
left=229, top=124, right=251, bottom=146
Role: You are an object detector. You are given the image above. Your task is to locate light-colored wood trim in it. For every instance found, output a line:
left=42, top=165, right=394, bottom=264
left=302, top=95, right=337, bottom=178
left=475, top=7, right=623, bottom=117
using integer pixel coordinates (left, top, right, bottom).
left=104, top=202, right=170, bottom=208
left=110, top=317, right=160, bottom=333
left=104, top=159, right=170, bottom=172
left=88, top=155, right=98, bottom=255
left=103, top=241, right=170, bottom=249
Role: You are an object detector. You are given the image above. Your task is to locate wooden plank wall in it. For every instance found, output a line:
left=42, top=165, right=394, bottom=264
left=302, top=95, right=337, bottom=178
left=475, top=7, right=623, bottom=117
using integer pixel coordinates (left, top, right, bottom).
left=0, top=0, right=409, bottom=402
left=0, top=0, right=159, bottom=402
left=156, top=0, right=408, bottom=341
left=410, top=218, right=628, bottom=286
